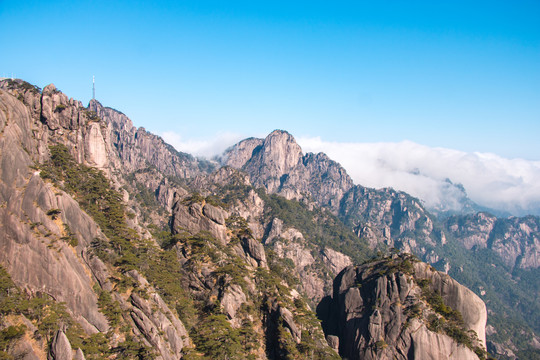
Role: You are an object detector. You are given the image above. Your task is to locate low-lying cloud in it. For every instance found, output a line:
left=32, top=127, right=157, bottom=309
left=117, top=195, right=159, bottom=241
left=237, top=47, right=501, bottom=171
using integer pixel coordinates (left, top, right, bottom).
left=161, top=131, right=244, bottom=159
left=297, top=137, right=540, bottom=216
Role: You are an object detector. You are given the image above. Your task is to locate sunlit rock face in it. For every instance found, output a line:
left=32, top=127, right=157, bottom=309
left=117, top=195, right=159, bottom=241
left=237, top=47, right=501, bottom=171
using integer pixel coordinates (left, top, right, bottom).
left=319, top=255, right=487, bottom=360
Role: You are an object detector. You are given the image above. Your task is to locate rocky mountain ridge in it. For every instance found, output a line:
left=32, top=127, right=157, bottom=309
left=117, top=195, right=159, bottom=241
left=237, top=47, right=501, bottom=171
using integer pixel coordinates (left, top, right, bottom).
left=221, top=128, right=540, bottom=358
left=0, top=78, right=535, bottom=359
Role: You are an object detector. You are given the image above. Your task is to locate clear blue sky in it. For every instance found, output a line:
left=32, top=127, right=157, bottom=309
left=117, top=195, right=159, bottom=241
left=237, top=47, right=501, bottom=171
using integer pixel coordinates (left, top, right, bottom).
left=1, top=0, right=539, bottom=159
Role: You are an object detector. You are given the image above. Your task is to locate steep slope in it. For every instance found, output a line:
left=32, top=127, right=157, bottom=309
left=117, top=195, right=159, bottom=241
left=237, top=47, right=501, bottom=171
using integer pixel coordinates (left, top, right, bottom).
left=0, top=79, right=341, bottom=359
left=88, top=99, right=215, bottom=178
left=0, top=80, right=193, bottom=359
left=319, top=254, right=488, bottom=360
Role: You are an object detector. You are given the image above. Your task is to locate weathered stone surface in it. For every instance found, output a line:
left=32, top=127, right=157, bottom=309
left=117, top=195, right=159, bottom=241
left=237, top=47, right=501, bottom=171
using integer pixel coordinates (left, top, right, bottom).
left=326, top=335, right=339, bottom=351
left=221, top=284, right=247, bottom=325
left=413, top=261, right=487, bottom=345
left=221, top=137, right=264, bottom=169
left=84, top=122, right=108, bottom=168
left=128, top=271, right=189, bottom=360
left=73, top=349, right=86, bottom=360
left=203, top=203, right=227, bottom=225
left=242, top=130, right=303, bottom=194
left=171, top=200, right=228, bottom=244
left=47, top=330, right=72, bottom=360
left=89, top=99, right=213, bottom=179
left=321, top=247, right=352, bottom=276
left=487, top=341, right=517, bottom=359
left=265, top=218, right=304, bottom=244
left=242, top=237, right=267, bottom=267
left=321, top=255, right=486, bottom=360
left=0, top=89, right=108, bottom=333
left=223, top=129, right=441, bottom=258
left=279, top=306, right=301, bottom=343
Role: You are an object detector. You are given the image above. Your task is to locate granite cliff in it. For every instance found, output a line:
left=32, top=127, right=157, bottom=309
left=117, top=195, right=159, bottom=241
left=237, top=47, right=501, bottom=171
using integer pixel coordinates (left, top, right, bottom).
left=319, top=254, right=487, bottom=360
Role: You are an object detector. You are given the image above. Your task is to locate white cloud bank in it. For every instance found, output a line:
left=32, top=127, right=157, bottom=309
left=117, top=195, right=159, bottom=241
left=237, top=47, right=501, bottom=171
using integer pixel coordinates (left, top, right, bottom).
left=297, top=137, right=540, bottom=216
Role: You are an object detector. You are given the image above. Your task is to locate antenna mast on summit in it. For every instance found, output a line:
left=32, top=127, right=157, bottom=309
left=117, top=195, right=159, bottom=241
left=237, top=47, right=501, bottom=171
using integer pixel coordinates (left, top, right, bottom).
left=92, top=75, right=95, bottom=100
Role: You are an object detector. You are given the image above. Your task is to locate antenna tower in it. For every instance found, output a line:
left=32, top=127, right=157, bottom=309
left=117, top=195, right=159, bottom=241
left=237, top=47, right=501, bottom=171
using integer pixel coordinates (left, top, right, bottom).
left=92, top=76, right=95, bottom=100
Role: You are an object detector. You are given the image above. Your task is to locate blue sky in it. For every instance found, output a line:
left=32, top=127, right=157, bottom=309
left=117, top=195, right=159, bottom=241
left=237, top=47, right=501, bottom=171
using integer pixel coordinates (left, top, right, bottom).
left=1, top=0, right=539, bottom=160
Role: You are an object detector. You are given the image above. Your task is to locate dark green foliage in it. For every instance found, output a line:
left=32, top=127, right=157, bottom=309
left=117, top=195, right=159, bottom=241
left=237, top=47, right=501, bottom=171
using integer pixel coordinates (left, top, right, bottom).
left=4, top=79, right=41, bottom=94
left=0, top=325, right=26, bottom=356
left=182, top=192, right=205, bottom=205
left=41, top=144, right=140, bottom=270
left=1, top=266, right=87, bottom=345
left=226, top=215, right=253, bottom=240
left=84, top=110, right=100, bottom=122
left=418, top=278, right=488, bottom=357
left=191, top=314, right=244, bottom=359
left=61, top=224, right=78, bottom=247
left=46, top=208, right=61, bottom=219
left=275, top=321, right=300, bottom=360
left=213, top=262, right=248, bottom=291
left=77, top=332, right=109, bottom=360
left=257, top=191, right=374, bottom=264
left=114, top=335, right=154, bottom=360
left=96, top=289, right=122, bottom=328
left=54, top=104, right=67, bottom=112
left=436, top=239, right=540, bottom=358
left=218, top=182, right=253, bottom=207
left=142, top=247, right=197, bottom=327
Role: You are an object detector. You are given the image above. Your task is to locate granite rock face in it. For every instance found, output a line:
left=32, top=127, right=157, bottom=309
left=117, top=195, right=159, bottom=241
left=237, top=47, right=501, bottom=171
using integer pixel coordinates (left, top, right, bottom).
left=171, top=200, right=229, bottom=244
left=88, top=99, right=214, bottom=178
left=47, top=330, right=73, bottom=360
left=0, top=86, right=108, bottom=333
left=0, top=80, right=194, bottom=358
left=224, top=130, right=353, bottom=210
left=320, top=255, right=487, bottom=360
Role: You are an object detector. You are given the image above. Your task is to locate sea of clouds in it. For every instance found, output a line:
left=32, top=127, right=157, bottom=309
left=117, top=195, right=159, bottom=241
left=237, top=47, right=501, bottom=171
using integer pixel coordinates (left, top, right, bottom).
left=298, top=137, right=540, bottom=216
left=161, top=131, right=540, bottom=217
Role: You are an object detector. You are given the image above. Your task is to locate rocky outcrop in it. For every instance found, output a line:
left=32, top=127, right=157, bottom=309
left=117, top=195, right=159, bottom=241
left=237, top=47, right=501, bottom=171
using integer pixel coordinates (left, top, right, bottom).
left=128, top=271, right=190, bottom=360
left=242, top=130, right=303, bottom=193
left=171, top=199, right=229, bottom=244
left=321, top=247, right=352, bottom=276
left=241, top=236, right=267, bottom=268
left=221, top=137, right=263, bottom=169
left=225, top=130, right=353, bottom=210
left=48, top=330, right=73, bottom=360
left=413, top=262, right=487, bottom=344
left=221, top=284, right=247, bottom=325
left=341, top=186, right=441, bottom=255
left=320, top=255, right=487, bottom=360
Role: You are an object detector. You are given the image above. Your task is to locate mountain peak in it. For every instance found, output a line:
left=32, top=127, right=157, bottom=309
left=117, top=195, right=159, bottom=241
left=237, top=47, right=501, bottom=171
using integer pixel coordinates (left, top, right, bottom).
left=256, top=129, right=303, bottom=173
